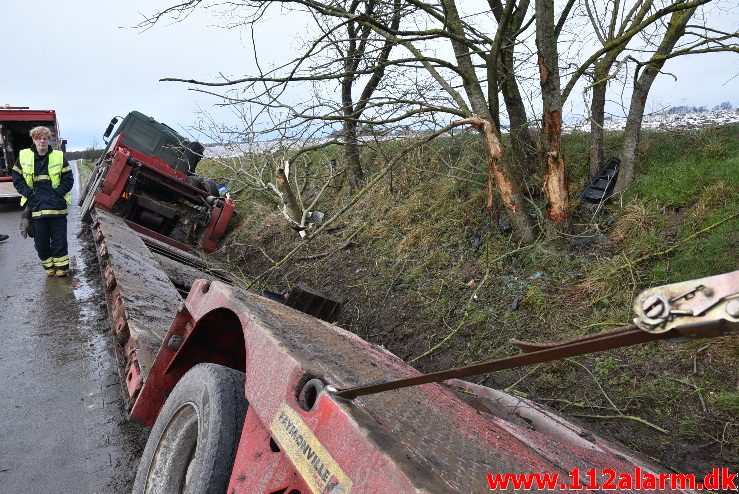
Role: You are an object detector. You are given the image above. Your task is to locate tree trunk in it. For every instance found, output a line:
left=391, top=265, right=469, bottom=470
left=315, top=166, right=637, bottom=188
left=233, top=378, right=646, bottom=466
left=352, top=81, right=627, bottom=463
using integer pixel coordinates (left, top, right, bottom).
left=589, top=63, right=608, bottom=177
left=501, top=44, right=537, bottom=180
left=541, top=108, right=569, bottom=223
left=275, top=168, right=303, bottom=226
left=444, top=0, right=534, bottom=242
left=343, top=120, right=364, bottom=188
left=489, top=0, right=537, bottom=182
left=341, top=32, right=364, bottom=188
left=535, top=0, right=570, bottom=223
left=442, top=0, right=491, bottom=115
left=456, top=117, right=535, bottom=244
left=614, top=7, right=696, bottom=195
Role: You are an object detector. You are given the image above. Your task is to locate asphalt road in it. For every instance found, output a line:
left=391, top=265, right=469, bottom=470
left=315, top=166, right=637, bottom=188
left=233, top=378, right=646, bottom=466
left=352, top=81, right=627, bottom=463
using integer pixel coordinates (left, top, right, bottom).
left=0, top=162, right=147, bottom=493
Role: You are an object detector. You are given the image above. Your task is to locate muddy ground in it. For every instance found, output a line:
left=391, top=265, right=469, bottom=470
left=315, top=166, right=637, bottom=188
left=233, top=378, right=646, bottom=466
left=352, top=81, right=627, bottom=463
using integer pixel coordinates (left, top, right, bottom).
left=0, top=163, right=147, bottom=493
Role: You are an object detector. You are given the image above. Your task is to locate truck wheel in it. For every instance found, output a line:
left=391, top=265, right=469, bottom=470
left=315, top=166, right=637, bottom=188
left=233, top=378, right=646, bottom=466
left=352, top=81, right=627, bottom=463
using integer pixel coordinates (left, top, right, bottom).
left=202, top=178, right=220, bottom=197
left=187, top=175, right=204, bottom=190
left=132, top=363, right=247, bottom=494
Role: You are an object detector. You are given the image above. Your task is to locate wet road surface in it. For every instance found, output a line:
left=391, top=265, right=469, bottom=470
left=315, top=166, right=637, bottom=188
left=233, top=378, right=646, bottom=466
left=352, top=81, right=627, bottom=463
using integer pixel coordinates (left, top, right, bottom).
left=0, top=162, right=148, bottom=493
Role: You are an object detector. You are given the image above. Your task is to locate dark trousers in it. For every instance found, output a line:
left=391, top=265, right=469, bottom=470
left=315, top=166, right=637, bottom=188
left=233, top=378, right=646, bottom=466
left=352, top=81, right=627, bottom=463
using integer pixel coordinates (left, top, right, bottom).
left=33, top=217, right=69, bottom=270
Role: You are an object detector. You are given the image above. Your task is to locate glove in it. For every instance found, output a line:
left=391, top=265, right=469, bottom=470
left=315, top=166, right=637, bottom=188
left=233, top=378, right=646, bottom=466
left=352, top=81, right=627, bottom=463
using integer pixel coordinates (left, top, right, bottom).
left=20, top=207, right=33, bottom=239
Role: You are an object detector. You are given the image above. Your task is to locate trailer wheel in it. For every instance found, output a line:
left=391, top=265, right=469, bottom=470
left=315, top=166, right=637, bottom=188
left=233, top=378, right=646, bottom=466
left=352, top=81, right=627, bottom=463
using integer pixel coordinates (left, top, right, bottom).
left=132, top=363, right=247, bottom=494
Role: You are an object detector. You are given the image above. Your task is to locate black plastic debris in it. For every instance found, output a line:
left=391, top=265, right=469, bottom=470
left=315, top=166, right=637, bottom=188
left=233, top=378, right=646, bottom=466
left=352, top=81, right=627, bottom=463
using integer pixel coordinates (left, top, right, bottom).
left=578, top=157, right=621, bottom=205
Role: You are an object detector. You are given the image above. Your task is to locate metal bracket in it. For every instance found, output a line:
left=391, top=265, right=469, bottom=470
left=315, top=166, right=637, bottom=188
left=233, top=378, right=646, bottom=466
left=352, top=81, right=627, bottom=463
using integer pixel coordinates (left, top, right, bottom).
left=633, top=270, right=739, bottom=337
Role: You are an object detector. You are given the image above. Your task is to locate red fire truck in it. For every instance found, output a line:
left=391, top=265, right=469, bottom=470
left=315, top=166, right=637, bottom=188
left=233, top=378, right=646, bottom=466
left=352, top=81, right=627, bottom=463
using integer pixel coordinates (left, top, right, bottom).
left=0, top=106, right=65, bottom=202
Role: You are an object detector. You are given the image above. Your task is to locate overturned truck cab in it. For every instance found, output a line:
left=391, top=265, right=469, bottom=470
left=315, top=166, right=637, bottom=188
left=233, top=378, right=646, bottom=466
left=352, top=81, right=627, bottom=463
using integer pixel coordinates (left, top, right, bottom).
left=80, top=111, right=233, bottom=253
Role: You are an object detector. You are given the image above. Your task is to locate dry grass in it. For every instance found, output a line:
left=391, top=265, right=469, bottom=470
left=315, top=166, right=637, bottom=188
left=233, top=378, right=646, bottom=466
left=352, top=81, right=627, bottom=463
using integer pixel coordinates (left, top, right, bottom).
left=689, top=182, right=734, bottom=225
left=609, top=201, right=658, bottom=242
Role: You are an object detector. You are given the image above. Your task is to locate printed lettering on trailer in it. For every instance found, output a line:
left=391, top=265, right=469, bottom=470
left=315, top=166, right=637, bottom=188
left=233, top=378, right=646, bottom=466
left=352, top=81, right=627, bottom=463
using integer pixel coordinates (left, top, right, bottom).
left=270, top=402, right=353, bottom=494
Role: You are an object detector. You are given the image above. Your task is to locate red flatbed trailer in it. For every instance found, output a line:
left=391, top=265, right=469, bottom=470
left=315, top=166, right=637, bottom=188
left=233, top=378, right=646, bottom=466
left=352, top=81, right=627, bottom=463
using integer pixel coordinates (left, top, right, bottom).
left=88, top=209, right=738, bottom=493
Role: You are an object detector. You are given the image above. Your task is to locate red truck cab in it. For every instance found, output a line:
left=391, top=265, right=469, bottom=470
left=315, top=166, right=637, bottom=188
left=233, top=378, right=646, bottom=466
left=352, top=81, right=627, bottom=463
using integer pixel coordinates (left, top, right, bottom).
left=80, top=111, right=234, bottom=253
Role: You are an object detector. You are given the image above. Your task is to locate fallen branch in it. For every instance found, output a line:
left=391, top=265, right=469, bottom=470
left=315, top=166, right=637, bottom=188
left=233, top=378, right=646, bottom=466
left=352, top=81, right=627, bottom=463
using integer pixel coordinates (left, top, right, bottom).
left=664, top=376, right=708, bottom=413
left=565, top=359, right=668, bottom=434
left=504, top=364, right=542, bottom=393
left=573, top=413, right=669, bottom=434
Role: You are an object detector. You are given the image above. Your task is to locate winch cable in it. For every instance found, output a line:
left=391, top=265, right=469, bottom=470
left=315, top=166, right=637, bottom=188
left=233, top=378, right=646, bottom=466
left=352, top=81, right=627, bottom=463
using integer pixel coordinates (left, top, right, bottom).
left=333, top=325, right=664, bottom=400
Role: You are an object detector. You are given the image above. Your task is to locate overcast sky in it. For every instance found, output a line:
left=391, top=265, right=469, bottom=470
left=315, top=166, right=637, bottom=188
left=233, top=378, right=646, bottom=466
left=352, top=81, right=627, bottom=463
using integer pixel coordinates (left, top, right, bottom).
left=3, top=1, right=738, bottom=151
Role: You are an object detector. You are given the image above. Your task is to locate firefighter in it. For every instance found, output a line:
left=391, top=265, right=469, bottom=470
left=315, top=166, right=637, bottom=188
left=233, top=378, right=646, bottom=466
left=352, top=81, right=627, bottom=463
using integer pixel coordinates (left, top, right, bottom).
left=11, top=126, right=73, bottom=276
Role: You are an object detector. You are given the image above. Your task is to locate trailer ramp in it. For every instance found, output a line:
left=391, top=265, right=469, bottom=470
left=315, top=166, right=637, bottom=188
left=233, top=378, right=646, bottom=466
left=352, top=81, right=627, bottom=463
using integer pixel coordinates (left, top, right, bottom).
left=91, top=209, right=182, bottom=404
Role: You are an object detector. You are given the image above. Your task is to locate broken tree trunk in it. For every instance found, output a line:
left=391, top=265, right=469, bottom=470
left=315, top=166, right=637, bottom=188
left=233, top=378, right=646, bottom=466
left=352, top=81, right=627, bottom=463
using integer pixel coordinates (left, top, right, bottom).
left=540, top=107, right=570, bottom=223
left=454, top=117, right=534, bottom=244
left=535, top=0, right=570, bottom=224
left=275, top=167, right=304, bottom=227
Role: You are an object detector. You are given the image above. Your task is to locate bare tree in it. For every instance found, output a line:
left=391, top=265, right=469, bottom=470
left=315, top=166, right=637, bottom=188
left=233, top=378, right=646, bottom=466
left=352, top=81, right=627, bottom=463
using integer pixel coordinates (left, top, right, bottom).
left=318, top=0, right=402, bottom=188
left=140, top=0, right=736, bottom=240
left=144, top=1, right=405, bottom=190
left=616, top=9, right=698, bottom=193
left=140, top=0, right=540, bottom=242
left=555, top=0, right=732, bottom=187
left=581, top=0, right=655, bottom=177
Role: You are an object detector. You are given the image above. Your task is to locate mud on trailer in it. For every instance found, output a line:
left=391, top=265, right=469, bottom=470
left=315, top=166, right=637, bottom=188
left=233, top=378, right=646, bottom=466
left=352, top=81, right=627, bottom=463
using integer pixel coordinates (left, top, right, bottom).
left=79, top=112, right=739, bottom=493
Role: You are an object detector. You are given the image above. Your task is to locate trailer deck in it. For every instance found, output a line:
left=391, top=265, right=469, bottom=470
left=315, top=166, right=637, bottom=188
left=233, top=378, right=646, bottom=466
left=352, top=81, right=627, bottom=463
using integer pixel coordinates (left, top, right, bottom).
left=91, top=209, right=181, bottom=401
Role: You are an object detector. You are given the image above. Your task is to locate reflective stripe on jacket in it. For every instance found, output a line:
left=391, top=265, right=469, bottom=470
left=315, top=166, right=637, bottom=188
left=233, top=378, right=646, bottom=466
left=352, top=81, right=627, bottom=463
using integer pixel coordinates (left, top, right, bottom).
left=17, top=148, right=72, bottom=208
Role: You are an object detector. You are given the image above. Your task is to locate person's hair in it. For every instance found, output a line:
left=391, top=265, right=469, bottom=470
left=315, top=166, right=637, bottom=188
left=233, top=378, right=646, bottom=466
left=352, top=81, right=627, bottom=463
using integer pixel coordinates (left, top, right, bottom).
left=30, top=126, right=52, bottom=140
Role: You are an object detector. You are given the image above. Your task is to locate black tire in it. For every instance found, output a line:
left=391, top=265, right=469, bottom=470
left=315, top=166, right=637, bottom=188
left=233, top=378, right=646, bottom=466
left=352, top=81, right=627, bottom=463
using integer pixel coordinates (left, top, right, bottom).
left=132, top=363, right=247, bottom=494
left=202, top=178, right=220, bottom=197
left=187, top=175, right=205, bottom=191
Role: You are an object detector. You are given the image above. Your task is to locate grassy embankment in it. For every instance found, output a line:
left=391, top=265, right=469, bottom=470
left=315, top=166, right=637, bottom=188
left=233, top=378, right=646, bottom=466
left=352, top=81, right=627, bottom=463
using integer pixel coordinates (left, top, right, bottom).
left=198, top=125, right=738, bottom=474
